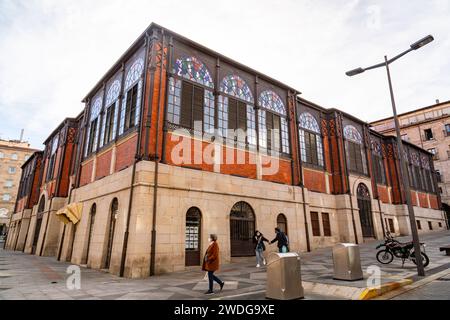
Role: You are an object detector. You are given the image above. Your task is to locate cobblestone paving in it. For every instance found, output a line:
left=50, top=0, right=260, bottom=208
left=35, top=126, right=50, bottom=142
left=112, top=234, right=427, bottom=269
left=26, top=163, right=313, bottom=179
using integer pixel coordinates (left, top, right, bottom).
left=392, top=273, right=450, bottom=300
left=0, top=231, right=449, bottom=300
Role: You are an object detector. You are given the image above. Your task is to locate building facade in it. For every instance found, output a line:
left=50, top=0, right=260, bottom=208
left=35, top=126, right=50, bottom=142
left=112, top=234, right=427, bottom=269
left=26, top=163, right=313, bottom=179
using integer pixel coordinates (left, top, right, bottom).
left=0, top=139, right=36, bottom=236
left=371, top=100, right=450, bottom=227
left=6, top=23, right=447, bottom=279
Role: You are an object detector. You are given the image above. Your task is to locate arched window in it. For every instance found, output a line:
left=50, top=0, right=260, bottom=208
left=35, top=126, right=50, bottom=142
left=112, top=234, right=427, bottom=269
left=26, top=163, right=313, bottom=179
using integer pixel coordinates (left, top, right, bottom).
left=298, top=112, right=324, bottom=167
left=104, top=198, right=118, bottom=269
left=357, top=183, right=370, bottom=199
left=85, top=97, right=102, bottom=156
left=119, top=58, right=144, bottom=136
left=371, top=139, right=386, bottom=185
left=100, top=80, right=121, bottom=147
left=344, top=125, right=367, bottom=175
left=84, top=203, right=96, bottom=265
left=409, top=151, right=424, bottom=191
left=218, top=75, right=256, bottom=146
left=421, top=154, right=435, bottom=193
left=185, top=207, right=202, bottom=266
left=258, top=91, right=290, bottom=154
left=46, top=135, right=59, bottom=181
left=167, top=56, right=215, bottom=134
left=277, top=214, right=288, bottom=235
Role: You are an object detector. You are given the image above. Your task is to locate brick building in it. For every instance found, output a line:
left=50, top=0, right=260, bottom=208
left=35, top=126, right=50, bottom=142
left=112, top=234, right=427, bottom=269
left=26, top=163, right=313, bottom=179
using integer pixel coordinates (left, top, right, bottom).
left=371, top=100, right=450, bottom=227
left=5, top=23, right=447, bottom=278
left=0, top=139, right=37, bottom=236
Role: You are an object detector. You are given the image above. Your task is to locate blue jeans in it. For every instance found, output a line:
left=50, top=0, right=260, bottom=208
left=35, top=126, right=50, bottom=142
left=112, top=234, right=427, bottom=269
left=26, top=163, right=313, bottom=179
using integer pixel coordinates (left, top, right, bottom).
left=256, top=248, right=264, bottom=265
left=208, top=271, right=223, bottom=292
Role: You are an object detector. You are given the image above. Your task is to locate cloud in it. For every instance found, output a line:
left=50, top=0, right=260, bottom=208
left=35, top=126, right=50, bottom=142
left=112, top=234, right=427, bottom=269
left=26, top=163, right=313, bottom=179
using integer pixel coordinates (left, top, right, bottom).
left=0, top=0, right=449, bottom=149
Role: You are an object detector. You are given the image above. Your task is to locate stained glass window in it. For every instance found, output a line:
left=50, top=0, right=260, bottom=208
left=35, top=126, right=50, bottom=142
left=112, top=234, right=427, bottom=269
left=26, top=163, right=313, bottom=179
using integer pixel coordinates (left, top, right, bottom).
left=345, top=125, right=367, bottom=175
left=298, top=113, right=323, bottom=167
left=167, top=77, right=182, bottom=125
left=258, top=90, right=286, bottom=116
left=258, top=110, right=267, bottom=149
left=125, top=58, right=144, bottom=90
left=119, top=60, right=144, bottom=136
left=204, top=90, right=215, bottom=134
left=174, top=56, right=214, bottom=88
left=106, top=80, right=121, bottom=106
left=218, top=96, right=229, bottom=138
left=344, top=125, right=363, bottom=144
left=90, top=97, right=102, bottom=120
left=220, top=75, right=254, bottom=103
left=299, top=112, right=320, bottom=134
left=247, top=105, right=257, bottom=147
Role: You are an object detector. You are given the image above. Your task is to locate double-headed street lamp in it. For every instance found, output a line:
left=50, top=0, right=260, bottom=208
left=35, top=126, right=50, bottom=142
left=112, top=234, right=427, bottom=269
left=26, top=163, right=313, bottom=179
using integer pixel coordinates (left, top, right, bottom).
left=346, top=35, right=434, bottom=277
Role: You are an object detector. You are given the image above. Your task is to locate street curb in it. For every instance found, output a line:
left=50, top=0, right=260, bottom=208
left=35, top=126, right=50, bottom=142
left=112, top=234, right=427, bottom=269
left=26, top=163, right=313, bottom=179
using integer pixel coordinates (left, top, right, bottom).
left=358, top=279, right=413, bottom=300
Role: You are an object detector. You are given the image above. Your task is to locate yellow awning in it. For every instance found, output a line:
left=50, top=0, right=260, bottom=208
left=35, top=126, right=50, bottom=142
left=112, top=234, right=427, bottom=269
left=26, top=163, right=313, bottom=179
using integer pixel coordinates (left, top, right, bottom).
left=56, top=203, right=83, bottom=225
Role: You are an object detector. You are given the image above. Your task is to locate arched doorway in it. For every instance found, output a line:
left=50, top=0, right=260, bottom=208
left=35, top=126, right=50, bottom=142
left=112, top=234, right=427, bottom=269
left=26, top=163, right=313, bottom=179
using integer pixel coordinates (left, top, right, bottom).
left=357, top=183, right=375, bottom=238
left=84, top=204, right=96, bottom=265
left=185, top=207, right=202, bottom=267
left=104, top=198, right=118, bottom=270
left=32, top=196, right=45, bottom=255
left=277, top=214, right=288, bottom=235
left=230, top=202, right=255, bottom=257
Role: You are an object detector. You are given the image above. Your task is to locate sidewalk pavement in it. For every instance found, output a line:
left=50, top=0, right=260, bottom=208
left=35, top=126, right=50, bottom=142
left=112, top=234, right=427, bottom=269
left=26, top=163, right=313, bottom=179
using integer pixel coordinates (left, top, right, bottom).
left=1, top=231, right=449, bottom=300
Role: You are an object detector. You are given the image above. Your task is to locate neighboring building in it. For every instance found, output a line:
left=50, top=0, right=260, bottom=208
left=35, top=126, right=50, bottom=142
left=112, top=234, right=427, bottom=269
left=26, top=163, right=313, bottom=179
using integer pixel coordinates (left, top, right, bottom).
left=6, top=23, right=447, bottom=279
left=371, top=100, right=450, bottom=227
left=0, top=139, right=37, bottom=236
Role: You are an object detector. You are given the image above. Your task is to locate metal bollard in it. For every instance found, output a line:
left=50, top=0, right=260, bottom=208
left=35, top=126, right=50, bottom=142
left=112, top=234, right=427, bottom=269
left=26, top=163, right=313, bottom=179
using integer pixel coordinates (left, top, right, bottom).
left=332, top=243, right=364, bottom=281
left=266, top=252, right=304, bottom=300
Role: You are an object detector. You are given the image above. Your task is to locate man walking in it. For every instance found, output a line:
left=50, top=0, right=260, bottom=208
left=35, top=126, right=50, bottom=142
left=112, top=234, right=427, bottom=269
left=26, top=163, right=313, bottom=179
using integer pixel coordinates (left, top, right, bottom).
left=270, top=228, right=289, bottom=253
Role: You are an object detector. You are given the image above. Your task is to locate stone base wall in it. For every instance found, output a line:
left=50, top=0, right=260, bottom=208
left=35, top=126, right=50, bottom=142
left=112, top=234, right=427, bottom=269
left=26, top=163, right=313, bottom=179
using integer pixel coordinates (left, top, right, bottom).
left=7, top=160, right=448, bottom=279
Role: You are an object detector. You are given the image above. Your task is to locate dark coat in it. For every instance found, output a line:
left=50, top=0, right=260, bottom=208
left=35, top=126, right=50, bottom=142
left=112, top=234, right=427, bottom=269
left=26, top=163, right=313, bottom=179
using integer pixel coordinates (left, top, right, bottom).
left=253, top=235, right=269, bottom=251
left=202, top=241, right=220, bottom=272
left=271, top=232, right=288, bottom=249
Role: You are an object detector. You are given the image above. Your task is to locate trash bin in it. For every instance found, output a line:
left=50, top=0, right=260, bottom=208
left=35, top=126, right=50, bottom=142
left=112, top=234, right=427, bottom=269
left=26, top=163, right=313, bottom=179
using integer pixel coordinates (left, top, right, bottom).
left=332, top=243, right=364, bottom=281
left=266, top=252, right=304, bottom=300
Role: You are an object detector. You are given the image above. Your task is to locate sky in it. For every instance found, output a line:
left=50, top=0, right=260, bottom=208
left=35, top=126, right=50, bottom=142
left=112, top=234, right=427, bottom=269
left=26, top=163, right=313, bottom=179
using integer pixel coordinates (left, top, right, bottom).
left=1, top=0, right=449, bottom=149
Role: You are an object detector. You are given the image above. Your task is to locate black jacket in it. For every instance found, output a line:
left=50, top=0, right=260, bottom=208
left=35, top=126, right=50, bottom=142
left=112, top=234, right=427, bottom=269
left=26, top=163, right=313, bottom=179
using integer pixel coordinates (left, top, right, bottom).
left=271, top=232, right=288, bottom=248
left=253, top=235, right=269, bottom=251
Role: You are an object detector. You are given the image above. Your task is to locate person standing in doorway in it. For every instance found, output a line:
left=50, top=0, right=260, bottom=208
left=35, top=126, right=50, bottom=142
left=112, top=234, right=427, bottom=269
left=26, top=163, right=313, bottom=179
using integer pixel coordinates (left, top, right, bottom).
left=202, top=234, right=225, bottom=295
left=253, top=231, right=269, bottom=268
left=270, top=228, right=289, bottom=253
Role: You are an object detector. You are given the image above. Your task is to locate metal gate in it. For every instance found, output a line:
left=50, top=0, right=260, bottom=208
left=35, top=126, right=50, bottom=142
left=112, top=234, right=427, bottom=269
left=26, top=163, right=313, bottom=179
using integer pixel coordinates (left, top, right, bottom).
left=185, top=207, right=202, bottom=267
left=357, top=183, right=375, bottom=238
left=230, top=202, right=255, bottom=257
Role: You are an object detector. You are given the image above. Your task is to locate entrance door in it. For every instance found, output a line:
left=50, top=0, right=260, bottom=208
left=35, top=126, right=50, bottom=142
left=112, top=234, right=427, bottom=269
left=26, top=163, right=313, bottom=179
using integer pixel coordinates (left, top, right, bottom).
left=230, top=202, right=255, bottom=257
left=185, top=207, right=202, bottom=267
left=32, top=217, right=42, bottom=255
left=32, top=197, right=46, bottom=255
left=357, top=183, right=375, bottom=238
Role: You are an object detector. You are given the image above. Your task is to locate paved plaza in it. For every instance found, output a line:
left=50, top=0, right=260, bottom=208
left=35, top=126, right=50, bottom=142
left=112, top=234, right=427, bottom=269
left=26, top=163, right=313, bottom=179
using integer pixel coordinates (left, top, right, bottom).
left=0, top=231, right=449, bottom=300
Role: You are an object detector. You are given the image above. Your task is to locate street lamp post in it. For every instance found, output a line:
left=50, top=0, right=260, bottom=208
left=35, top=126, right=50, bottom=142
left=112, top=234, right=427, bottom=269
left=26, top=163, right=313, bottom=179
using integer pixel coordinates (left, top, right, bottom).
left=346, top=35, right=434, bottom=277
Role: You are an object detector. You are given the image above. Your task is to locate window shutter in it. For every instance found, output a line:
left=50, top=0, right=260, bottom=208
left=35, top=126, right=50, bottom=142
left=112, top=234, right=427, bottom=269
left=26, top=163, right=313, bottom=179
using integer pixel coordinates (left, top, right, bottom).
left=304, top=132, right=312, bottom=164
left=180, top=82, right=193, bottom=128
left=266, top=113, right=273, bottom=150
left=311, top=212, right=321, bottom=237
left=193, top=86, right=204, bottom=130
left=273, top=114, right=281, bottom=152
left=310, top=132, right=318, bottom=165
left=228, top=98, right=238, bottom=131
left=237, top=101, right=247, bottom=131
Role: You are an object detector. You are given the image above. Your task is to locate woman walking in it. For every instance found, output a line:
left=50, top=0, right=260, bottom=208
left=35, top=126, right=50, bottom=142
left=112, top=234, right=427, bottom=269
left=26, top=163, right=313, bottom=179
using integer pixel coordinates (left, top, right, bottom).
left=202, top=234, right=225, bottom=295
left=253, top=231, right=269, bottom=268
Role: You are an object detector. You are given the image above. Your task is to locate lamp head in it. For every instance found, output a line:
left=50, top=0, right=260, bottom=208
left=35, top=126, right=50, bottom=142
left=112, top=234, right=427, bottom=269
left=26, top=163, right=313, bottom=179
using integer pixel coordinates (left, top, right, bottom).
left=410, top=35, right=434, bottom=50
left=346, top=67, right=365, bottom=77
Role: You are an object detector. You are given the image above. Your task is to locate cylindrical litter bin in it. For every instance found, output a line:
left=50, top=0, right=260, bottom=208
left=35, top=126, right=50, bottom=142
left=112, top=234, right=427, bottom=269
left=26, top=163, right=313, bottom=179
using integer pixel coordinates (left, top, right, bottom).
left=332, top=243, right=364, bottom=281
left=266, top=252, right=304, bottom=300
